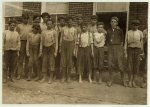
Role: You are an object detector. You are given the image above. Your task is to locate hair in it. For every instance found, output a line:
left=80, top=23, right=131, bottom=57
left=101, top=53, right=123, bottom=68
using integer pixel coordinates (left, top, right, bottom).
left=97, top=22, right=104, bottom=27
left=22, top=13, right=29, bottom=19
left=33, top=14, right=41, bottom=21
left=111, top=16, right=119, bottom=22
left=8, top=19, right=17, bottom=25
left=41, top=12, right=50, bottom=18
left=32, top=23, right=41, bottom=34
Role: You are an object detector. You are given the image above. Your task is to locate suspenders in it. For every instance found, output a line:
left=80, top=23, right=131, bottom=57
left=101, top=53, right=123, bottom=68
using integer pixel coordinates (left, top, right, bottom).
left=79, top=32, right=91, bottom=47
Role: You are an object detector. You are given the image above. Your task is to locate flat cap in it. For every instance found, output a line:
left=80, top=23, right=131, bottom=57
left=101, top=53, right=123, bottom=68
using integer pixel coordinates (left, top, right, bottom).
left=111, top=16, right=119, bottom=22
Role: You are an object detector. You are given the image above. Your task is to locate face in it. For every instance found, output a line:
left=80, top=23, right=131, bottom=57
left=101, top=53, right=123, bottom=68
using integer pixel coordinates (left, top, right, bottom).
left=77, top=18, right=83, bottom=25
left=91, top=19, right=97, bottom=25
left=97, top=25, right=104, bottom=32
left=9, top=23, right=16, bottom=31
left=67, top=19, right=73, bottom=26
left=34, top=17, right=41, bottom=23
left=22, top=18, right=28, bottom=24
left=46, top=21, right=53, bottom=29
left=59, top=19, right=65, bottom=26
left=111, top=19, right=118, bottom=28
left=43, top=16, right=49, bottom=23
left=132, top=24, right=139, bottom=30
left=32, top=27, right=38, bottom=34
left=81, top=25, right=87, bottom=32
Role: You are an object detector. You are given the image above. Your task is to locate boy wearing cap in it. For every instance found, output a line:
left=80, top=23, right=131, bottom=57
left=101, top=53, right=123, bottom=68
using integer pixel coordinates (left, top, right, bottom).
left=124, top=20, right=144, bottom=88
left=16, top=13, right=32, bottom=80
left=88, top=15, right=98, bottom=34
left=40, top=19, right=58, bottom=84
left=106, top=16, right=126, bottom=87
left=60, top=16, right=77, bottom=83
left=93, top=22, right=106, bottom=84
left=75, top=22, right=94, bottom=83
left=3, top=20, right=20, bottom=83
left=26, top=24, right=41, bottom=81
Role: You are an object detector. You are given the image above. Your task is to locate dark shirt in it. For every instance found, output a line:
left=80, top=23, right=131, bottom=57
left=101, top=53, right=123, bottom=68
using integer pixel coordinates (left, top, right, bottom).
left=106, top=27, right=124, bottom=45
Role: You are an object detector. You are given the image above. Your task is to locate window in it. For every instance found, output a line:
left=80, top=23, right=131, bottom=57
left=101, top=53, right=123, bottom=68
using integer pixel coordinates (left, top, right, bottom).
left=3, top=2, right=23, bottom=30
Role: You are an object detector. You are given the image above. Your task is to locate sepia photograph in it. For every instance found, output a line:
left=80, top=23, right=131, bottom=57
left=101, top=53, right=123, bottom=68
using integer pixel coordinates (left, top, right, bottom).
left=2, top=1, right=148, bottom=104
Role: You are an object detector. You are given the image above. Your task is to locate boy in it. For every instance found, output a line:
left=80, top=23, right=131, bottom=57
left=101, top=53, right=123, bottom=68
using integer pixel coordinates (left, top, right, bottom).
left=40, top=19, right=58, bottom=84
left=124, top=20, right=144, bottom=88
left=75, top=22, right=94, bottom=83
left=93, top=22, right=106, bottom=84
left=55, top=17, right=66, bottom=80
left=16, top=13, right=32, bottom=80
left=3, top=19, right=20, bottom=83
left=26, top=24, right=41, bottom=81
left=60, top=16, right=77, bottom=83
left=106, top=16, right=126, bottom=87
left=40, top=12, right=51, bottom=31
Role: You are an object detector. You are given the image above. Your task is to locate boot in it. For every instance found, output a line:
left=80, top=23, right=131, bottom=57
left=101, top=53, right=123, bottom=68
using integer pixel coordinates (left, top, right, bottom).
left=88, top=73, right=92, bottom=83
left=48, top=71, right=54, bottom=84
left=34, top=70, right=41, bottom=81
left=40, top=73, right=47, bottom=83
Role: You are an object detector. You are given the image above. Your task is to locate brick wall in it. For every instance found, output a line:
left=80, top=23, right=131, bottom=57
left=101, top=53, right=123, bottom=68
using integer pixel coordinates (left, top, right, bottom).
left=23, top=2, right=41, bottom=23
left=129, top=2, right=148, bottom=31
left=69, top=2, right=93, bottom=22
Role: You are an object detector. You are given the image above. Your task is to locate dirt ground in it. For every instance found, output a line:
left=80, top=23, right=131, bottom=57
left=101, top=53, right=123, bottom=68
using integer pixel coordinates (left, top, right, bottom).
left=2, top=72, right=147, bottom=104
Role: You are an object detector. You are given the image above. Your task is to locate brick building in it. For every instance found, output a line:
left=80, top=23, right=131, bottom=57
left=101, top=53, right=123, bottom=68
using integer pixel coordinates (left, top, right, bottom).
left=3, top=2, right=148, bottom=32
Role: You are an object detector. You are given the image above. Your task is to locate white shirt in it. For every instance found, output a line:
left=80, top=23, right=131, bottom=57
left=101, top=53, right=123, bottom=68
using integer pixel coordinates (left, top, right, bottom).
left=3, top=30, right=20, bottom=51
left=93, top=32, right=105, bottom=47
left=126, top=30, right=143, bottom=48
left=62, top=26, right=77, bottom=41
left=76, top=31, right=93, bottom=47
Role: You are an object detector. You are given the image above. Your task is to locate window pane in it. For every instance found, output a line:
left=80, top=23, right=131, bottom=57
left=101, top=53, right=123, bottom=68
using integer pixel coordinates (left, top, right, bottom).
left=45, top=2, right=68, bottom=14
left=3, top=2, right=23, bottom=17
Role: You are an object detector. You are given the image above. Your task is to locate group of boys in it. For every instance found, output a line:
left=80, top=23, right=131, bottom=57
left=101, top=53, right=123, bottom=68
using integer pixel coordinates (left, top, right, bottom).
left=3, top=12, right=147, bottom=88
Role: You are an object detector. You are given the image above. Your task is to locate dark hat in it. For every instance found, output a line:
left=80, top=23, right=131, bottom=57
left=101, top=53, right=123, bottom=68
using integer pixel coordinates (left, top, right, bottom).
left=97, top=22, right=104, bottom=26
left=41, top=12, right=51, bottom=18
left=131, top=19, right=140, bottom=25
left=91, top=15, right=97, bottom=20
left=111, top=16, right=119, bottom=22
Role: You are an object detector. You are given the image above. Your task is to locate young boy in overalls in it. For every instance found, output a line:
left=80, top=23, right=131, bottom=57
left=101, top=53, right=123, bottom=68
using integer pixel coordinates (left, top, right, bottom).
left=60, top=16, right=77, bottom=83
left=3, top=20, right=20, bottom=83
left=26, top=24, right=41, bottom=81
left=40, top=19, right=58, bottom=84
left=16, top=13, right=32, bottom=80
left=93, top=22, right=106, bottom=84
left=75, top=22, right=94, bottom=83
left=124, top=20, right=144, bottom=88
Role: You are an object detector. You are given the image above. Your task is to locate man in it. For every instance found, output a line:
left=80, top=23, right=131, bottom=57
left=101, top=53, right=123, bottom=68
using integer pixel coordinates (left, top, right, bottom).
left=106, top=16, right=126, bottom=87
